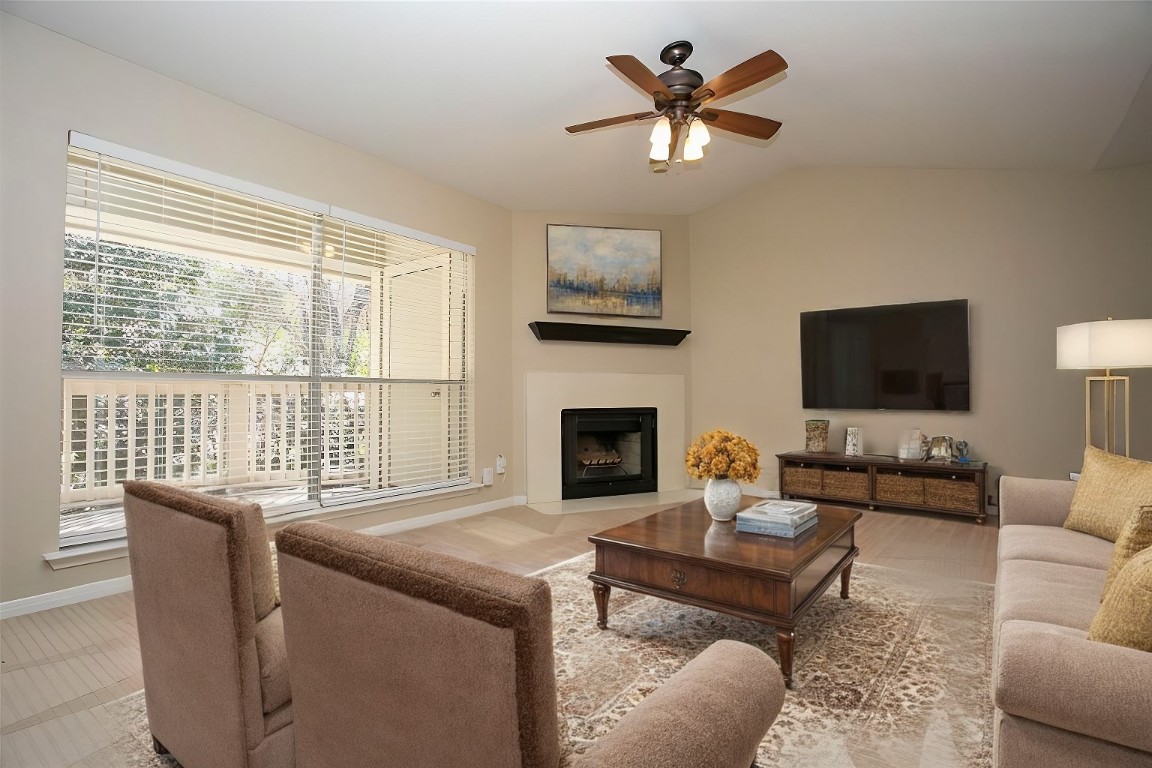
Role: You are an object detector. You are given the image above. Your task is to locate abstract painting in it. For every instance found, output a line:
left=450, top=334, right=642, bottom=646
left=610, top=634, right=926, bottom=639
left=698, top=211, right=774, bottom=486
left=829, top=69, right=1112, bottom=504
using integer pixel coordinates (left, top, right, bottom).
left=546, top=224, right=662, bottom=317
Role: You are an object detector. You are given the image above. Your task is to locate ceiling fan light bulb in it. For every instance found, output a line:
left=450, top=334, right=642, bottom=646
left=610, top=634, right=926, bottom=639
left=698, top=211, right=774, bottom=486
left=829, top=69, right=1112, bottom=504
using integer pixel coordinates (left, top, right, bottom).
left=649, top=141, right=670, bottom=161
left=649, top=116, right=672, bottom=145
left=688, top=119, right=711, bottom=147
left=683, top=140, right=704, bottom=161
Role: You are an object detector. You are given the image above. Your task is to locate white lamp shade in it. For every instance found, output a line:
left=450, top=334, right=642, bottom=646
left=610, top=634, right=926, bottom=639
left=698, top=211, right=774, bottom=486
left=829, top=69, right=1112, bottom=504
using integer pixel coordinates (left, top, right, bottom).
left=649, top=116, right=671, bottom=145
left=687, top=118, right=711, bottom=147
left=649, top=141, right=670, bottom=161
left=1057, top=319, right=1152, bottom=369
left=683, top=140, right=704, bottom=161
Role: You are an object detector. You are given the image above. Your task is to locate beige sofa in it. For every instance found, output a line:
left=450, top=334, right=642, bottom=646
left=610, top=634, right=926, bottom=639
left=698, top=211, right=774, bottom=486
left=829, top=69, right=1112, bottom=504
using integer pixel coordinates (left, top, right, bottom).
left=994, top=476, right=1152, bottom=768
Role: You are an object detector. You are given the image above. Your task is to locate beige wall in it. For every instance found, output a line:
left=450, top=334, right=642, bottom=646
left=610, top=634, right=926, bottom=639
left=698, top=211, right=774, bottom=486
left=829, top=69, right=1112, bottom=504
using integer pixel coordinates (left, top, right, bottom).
left=0, top=15, right=517, bottom=602
left=509, top=212, right=692, bottom=495
left=688, top=165, right=1152, bottom=502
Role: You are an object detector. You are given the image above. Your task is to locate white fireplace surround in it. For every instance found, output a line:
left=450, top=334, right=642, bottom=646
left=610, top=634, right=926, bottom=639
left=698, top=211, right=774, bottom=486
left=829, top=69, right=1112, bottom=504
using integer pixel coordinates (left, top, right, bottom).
left=525, top=371, right=686, bottom=503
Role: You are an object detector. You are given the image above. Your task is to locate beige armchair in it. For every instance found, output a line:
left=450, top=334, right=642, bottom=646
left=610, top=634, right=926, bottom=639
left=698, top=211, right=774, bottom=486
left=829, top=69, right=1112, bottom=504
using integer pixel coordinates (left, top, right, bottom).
left=122, top=481, right=293, bottom=768
left=275, top=521, right=785, bottom=768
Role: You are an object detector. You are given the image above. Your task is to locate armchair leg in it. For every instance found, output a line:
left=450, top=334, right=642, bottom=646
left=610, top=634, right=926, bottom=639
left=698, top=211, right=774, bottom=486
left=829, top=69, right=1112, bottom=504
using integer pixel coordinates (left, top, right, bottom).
left=152, top=735, right=169, bottom=755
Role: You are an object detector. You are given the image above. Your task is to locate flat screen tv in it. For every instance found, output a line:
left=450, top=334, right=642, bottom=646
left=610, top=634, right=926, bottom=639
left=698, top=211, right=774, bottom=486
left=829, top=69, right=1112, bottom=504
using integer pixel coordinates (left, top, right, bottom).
left=801, top=299, right=970, bottom=411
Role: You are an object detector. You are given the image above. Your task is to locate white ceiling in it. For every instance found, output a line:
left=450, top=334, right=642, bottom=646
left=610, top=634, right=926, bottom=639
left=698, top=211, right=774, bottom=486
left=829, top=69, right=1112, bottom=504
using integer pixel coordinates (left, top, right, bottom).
left=5, top=1, right=1152, bottom=215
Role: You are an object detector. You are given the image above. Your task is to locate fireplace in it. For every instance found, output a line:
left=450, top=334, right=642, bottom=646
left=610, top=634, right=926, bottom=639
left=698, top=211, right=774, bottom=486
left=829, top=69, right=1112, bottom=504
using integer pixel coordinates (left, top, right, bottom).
left=561, top=408, right=657, bottom=500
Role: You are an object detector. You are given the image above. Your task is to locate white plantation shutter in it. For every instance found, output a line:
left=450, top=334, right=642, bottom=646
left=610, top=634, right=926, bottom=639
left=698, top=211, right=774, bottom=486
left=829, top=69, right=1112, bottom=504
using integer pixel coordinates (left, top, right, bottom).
left=61, top=140, right=473, bottom=529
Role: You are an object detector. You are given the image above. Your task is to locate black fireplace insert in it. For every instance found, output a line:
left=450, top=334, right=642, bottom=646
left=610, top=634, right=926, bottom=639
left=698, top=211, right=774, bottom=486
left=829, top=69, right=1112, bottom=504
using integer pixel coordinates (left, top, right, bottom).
left=560, top=407, right=657, bottom=500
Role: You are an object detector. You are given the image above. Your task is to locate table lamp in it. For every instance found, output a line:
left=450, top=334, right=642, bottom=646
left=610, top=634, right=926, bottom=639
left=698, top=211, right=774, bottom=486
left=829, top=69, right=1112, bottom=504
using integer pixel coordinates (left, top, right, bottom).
left=1056, top=318, right=1152, bottom=456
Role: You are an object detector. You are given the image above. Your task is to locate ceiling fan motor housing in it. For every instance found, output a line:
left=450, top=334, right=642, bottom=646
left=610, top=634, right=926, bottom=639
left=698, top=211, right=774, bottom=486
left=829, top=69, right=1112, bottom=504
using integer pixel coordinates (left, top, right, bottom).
left=658, top=67, right=704, bottom=97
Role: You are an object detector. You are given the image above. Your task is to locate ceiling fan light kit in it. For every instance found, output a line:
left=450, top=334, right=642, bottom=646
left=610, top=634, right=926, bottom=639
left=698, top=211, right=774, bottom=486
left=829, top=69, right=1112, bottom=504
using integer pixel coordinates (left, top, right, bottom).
left=566, top=40, right=787, bottom=173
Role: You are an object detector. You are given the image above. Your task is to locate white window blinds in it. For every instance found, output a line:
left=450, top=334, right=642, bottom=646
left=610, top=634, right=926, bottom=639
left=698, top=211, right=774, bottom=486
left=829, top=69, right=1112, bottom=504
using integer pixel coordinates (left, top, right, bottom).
left=62, top=145, right=473, bottom=524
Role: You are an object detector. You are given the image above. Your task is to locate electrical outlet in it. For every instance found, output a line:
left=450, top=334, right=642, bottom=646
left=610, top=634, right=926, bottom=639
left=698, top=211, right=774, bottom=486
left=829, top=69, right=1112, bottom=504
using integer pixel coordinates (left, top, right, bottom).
left=496, top=454, right=507, bottom=474
left=482, top=468, right=494, bottom=486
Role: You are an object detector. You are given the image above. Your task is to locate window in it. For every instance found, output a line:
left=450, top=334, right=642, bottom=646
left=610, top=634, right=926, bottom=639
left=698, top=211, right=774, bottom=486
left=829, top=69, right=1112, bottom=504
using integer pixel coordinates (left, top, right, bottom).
left=61, top=139, right=473, bottom=544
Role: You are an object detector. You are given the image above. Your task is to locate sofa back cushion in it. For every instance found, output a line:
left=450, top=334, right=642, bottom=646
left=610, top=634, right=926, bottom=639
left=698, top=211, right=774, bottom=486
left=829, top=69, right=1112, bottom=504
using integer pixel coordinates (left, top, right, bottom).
left=1064, top=447, right=1152, bottom=542
left=1089, top=545, right=1152, bottom=652
left=1102, top=505, right=1152, bottom=598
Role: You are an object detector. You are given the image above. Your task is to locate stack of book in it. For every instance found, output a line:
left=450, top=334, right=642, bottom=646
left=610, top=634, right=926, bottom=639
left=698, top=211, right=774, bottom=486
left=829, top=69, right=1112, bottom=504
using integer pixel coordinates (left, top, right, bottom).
left=735, top=499, right=819, bottom=538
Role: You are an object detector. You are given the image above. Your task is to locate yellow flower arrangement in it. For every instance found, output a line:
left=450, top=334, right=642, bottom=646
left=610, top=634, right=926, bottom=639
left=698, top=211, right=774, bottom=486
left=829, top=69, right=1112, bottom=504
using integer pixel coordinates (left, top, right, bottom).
left=684, top=429, right=761, bottom=482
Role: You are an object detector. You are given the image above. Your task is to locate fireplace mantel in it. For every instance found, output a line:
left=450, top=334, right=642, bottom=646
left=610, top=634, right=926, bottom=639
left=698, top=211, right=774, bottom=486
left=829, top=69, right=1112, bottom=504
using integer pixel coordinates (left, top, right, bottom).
left=529, top=322, right=690, bottom=346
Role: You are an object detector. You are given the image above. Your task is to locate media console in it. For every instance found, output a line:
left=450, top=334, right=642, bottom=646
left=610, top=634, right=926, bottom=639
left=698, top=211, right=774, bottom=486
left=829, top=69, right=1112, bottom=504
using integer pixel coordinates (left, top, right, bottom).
left=776, top=451, right=988, bottom=524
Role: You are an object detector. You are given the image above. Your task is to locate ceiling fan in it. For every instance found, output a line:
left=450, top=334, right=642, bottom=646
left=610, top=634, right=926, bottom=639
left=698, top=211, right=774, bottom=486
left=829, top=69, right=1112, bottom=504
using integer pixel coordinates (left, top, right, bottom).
left=565, top=40, right=788, bottom=172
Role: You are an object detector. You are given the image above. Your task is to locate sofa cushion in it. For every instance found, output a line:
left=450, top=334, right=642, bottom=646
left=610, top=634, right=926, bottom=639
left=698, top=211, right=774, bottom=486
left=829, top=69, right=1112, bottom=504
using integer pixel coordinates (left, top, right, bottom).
left=1089, top=546, right=1152, bottom=652
left=998, top=524, right=1115, bottom=570
left=996, top=620, right=1152, bottom=754
left=995, top=559, right=1106, bottom=632
left=1064, top=447, right=1152, bottom=542
left=255, top=607, right=291, bottom=714
left=1102, top=505, right=1152, bottom=598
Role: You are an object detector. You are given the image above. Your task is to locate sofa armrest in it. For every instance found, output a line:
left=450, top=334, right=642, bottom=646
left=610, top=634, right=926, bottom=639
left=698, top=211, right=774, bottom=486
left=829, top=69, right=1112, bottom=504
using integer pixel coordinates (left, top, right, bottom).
left=996, top=620, right=1152, bottom=753
left=570, top=639, right=784, bottom=768
left=999, top=476, right=1076, bottom=528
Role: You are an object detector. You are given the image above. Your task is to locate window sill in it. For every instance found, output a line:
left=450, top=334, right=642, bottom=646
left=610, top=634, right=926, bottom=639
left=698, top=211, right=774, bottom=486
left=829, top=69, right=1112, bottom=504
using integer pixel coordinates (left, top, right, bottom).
left=44, top=482, right=485, bottom=570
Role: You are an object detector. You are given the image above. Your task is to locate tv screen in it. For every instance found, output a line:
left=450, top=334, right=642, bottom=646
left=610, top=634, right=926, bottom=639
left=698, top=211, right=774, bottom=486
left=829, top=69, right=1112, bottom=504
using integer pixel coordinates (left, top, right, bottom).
left=801, top=299, right=970, bottom=411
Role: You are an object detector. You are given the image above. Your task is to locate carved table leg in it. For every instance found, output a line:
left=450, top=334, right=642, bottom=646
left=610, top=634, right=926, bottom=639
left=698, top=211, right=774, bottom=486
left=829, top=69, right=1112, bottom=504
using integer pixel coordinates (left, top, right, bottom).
left=592, top=582, right=611, bottom=629
left=840, top=561, right=854, bottom=599
left=776, top=628, right=795, bottom=688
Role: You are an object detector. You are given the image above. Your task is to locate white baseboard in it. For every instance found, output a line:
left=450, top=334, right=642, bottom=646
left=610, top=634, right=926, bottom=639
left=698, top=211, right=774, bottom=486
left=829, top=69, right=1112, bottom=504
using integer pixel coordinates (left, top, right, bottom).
left=357, top=494, right=528, bottom=536
left=1, top=575, right=133, bottom=620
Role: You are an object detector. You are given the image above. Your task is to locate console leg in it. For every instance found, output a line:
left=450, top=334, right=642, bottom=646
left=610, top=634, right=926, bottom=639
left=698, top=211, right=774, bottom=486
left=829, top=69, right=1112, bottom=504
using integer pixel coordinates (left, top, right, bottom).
left=592, top=582, right=611, bottom=629
left=840, top=561, right=853, bottom=599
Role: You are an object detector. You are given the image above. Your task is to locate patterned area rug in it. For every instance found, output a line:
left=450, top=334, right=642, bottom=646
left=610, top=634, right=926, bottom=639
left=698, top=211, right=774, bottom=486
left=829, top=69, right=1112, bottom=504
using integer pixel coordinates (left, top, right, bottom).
left=110, top=553, right=993, bottom=767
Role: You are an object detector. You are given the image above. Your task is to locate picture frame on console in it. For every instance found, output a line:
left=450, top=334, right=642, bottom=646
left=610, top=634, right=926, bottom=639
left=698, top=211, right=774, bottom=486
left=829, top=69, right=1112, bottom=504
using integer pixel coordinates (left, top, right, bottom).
left=546, top=224, right=662, bottom=318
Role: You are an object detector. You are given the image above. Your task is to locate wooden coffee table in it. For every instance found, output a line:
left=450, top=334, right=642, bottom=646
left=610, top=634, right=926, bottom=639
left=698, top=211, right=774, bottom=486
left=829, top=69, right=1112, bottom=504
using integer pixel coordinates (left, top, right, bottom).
left=588, top=498, right=861, bottom=686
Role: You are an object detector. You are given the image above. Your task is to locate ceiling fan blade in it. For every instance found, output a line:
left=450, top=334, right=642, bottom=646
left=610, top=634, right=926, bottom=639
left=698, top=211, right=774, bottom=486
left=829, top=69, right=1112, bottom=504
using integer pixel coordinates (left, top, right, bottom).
left=693, top=50, right=788, bottom=104
left=607, top=55, right=673, bottom=100
left=699, top=109, right=782, bottom=140
left=565, top=111, right=659, bottom=134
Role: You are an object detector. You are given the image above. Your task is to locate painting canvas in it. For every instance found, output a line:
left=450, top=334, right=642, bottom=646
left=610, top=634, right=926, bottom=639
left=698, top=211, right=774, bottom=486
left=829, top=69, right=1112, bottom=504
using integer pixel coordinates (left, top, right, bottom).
left=546, top=224, right=662, bottom=317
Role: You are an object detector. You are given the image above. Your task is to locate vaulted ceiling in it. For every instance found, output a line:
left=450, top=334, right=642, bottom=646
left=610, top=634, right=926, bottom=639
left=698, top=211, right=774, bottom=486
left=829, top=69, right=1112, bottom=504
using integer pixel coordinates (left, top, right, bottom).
left=4, top=1, right=1152, bottom=214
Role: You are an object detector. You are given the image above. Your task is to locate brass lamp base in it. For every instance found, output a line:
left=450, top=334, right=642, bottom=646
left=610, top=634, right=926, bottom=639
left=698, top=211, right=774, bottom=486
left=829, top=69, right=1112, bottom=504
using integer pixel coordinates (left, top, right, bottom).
left=1085, top=373, right=1129, bottom=456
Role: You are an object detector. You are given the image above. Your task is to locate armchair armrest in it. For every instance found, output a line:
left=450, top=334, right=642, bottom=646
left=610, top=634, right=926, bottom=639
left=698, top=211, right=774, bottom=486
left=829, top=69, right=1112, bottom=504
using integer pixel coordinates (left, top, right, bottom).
left=999, top=476, right=1076, bottom=528
left=996, top=620, right=1152, bottom=753
left=570, top=639, right=784, bottom=768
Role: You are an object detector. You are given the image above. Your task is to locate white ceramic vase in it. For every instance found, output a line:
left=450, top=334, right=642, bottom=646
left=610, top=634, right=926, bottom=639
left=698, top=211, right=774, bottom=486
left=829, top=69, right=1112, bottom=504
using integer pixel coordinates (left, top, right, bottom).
left=703, top=477, right=742, bottom=521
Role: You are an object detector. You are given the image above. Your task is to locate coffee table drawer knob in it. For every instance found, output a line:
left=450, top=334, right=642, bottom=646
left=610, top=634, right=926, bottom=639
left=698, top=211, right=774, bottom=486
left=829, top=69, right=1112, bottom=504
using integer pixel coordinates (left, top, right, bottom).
left=670, top=569, right=687, bottom=589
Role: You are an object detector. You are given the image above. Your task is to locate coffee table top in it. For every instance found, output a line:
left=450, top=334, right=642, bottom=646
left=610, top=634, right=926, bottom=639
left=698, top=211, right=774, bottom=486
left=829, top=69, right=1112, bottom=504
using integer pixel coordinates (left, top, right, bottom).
left=589, top=497, right=862, bottom=578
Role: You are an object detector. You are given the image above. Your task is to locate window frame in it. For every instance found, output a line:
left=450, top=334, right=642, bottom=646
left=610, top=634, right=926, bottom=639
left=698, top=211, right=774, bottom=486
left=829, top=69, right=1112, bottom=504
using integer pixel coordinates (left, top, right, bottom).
left=58, top=133, right=477, bottom=547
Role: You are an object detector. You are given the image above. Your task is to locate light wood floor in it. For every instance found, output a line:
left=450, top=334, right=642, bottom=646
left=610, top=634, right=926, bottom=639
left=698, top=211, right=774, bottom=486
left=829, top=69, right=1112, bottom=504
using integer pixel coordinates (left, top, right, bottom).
left=0, top=502, right=998, bottom=767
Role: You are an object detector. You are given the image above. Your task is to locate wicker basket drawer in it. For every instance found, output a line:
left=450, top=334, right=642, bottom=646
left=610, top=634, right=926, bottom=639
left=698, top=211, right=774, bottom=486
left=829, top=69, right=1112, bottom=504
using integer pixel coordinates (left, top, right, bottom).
left=875, top=472, right=925, bottom=505
left=821, top=468, right=869, bottom=501
left=924, top=477, right=979, bottom=513
left=782, top=467, right=822, bottom=496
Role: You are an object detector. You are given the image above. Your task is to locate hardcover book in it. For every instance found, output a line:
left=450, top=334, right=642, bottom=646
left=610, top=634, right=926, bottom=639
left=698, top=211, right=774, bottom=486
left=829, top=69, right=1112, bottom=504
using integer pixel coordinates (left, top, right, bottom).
left=736, top=515, right=819, bottom=538
left=737, top=499, right=817, bottom=527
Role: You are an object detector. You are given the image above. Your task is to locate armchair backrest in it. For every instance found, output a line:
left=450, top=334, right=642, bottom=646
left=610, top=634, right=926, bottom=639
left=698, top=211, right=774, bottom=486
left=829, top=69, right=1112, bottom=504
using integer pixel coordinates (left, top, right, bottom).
left=275, top=521, right=561, bottom=768
left=123, top=481, right=277, bottom=766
